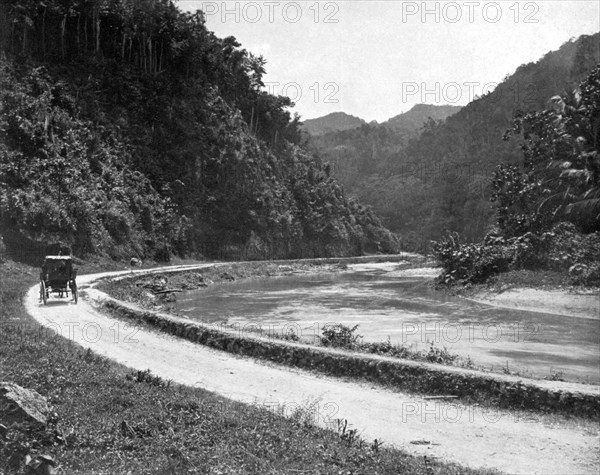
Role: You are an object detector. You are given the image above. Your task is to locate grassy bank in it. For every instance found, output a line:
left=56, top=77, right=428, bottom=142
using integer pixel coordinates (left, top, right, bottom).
left=1, top=259, right=498, bottom=475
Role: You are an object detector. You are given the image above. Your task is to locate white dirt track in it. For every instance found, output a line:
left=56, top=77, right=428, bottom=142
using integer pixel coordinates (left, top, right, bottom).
left=24, top=265, right=600, bottom=475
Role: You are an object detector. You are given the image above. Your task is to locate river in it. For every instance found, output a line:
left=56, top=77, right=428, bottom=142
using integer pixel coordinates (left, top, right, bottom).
left=174, top=262, right=600, bottom=383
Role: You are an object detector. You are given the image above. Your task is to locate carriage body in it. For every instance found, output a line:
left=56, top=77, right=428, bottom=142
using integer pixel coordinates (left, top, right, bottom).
left=40, top=256, right=78, bottom=304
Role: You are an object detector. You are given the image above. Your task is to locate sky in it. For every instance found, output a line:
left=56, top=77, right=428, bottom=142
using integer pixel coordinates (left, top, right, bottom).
left=177, top=1, right=600, bottom=122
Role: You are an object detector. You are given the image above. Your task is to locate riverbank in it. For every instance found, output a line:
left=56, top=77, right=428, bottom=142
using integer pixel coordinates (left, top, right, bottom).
left=97, top=260, right=352, bottom=311
left=99, top=259, right=599, bottom=382
left=19, top=260, right=600, bottom=474
left=468, top=288, right=599, bottom=319
left=92, top=259, right=600, bottom=417
left=1, top=258, right=497, bottom=475
left=450, top=270, right=599, bottom=320
left=97, top=258, right=475, bottom=370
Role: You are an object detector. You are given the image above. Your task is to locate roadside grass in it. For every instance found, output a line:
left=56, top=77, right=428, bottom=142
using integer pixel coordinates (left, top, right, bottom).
left=0, top=259, right=500, bottom=475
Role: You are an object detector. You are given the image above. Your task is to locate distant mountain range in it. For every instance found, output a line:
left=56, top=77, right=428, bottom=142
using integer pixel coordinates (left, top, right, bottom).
left=307, top=33, right=600, bottom=249
left=382, top=104, right=462, bottom=132
left=301, top=112, right=366, bottom=136
left=301, top=104, right=461, bottom=136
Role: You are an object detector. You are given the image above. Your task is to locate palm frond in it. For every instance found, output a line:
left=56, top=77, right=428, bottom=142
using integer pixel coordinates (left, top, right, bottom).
left=565, top=198, right=600, bottom=220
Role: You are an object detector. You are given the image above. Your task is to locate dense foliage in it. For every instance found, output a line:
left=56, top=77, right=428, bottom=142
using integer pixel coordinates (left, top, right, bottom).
left=309, top=34, right=600, bottom=249
left=434, top=66, right=600, bottom=285
left=0, top=61, right=183, bottom=257
left=0, top=0, right=398, bottom=260
left=494, top=66, right=600, bottom=236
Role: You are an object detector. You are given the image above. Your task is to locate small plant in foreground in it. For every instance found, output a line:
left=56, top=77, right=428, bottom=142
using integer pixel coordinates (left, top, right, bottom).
left=282, top=327, right=300, bottom=342
left=337, top=419, right=359, bottom=445
left=126, top=369, right=172, bottom=388
left=321, top=324, right=362, bottom=348
left=424, top=342, right=460, bottom=365
left=371, top=438, right=384, bottom=454
left=545, top=370, right=566, bottom=382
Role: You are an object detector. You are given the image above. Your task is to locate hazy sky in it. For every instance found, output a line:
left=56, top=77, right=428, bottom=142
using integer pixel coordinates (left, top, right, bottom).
left=178, top=1, right=600, bottom=122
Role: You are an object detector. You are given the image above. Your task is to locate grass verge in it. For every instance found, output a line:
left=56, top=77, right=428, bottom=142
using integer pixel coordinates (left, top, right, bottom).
left=1, top=259, right=498, bottom=475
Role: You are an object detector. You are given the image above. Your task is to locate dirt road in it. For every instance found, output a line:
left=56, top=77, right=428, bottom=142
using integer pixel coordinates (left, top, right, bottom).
left=24, top=266, right=600, bottom=475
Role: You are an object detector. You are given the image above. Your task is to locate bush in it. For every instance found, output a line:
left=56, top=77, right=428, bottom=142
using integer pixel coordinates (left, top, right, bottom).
left=424, top=342, right=460, bottom=365
left=545, top=222, right=583, bottom=270
left=579, top=232, right=600, bottom=263
left=570, top=263, right=600, bottom=286
left=433, top=232, right=511, bottom=284
left=431, top=232, right=476, bottom=283
left=321, top=324, right=362, bottom=349
left=434, top=223, right=600, bottom=286
left=509, top=232, right=547, bottom=269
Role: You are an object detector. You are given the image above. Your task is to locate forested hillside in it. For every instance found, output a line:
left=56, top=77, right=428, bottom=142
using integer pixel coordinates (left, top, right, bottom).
left=434, top=63, right=600, bottom=286
left=382, top=104, right=461, bottom=133
left=310, top=34, right=600, bottom=249
left=0, top=0, right=399, bottom=260
left=307, top=104, right=460, bottom=199
left=301, top=112, right=366, bottom=136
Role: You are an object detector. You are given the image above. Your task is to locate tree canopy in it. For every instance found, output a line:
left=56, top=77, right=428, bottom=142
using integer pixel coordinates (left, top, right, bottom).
left=0, top=0, right=399, bottom=259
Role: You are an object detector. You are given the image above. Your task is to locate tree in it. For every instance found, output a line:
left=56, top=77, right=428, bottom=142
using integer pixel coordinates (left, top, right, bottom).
left=496, top=65, right=600, bottom=235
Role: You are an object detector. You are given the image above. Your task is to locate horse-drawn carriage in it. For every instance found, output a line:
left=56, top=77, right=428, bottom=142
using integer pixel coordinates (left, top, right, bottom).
left=40, top=255, right=78, bottom=304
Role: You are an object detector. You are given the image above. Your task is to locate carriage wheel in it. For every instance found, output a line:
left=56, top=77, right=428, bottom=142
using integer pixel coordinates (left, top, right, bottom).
left=40, top=281, right=47, bottom=305
left=72, top=282, right=78, bottom=304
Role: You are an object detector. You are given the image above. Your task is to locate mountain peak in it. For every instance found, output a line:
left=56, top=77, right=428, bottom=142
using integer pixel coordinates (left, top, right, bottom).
left=383, top=104, right=462, bottom=131
left=301, top=112, right=366, bottom=136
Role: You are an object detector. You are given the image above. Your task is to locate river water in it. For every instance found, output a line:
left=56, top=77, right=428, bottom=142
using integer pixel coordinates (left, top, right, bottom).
left=174, top=262, right=600, bottom=383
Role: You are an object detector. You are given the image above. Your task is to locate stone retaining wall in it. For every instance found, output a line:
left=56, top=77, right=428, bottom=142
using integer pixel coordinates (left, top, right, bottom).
left=97, top=293, right=600, bottom=420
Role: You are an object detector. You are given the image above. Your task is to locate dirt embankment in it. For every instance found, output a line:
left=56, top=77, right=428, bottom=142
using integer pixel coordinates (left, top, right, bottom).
left=468, top=288, right=599, bottom=320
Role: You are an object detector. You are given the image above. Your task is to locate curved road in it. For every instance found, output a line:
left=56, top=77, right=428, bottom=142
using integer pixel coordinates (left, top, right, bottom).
left=25, top=265, right=600, bottom=475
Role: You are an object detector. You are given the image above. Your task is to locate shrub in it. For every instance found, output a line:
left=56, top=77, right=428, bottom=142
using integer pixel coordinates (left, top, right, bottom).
left=509, top=232, right=547, bottom=269
left=578, top=232, right=600, bottom=263
left=321, top=324, right=362, bottom=349
left=433, top=232, right=511, bottom=284
left=434, top=224, right=600, bottom=286
left=432, top=232, right=477, bottom=283
left=545, top=222, right=583, bottom=270
left=570, top=263, right=600, bottom=286
left=424, top=342, right=459, bottom=365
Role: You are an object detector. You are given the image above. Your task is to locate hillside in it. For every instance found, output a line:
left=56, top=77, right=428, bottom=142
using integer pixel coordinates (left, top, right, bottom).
left=0, top=0, right=399, bottom=261
left=301, top=112, right=366, bottom=136
left=307, top=104, right=462, bottom=195
left=310, top=33, right=600, bottom=249
left=382, top=104, right=461, bottom=132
